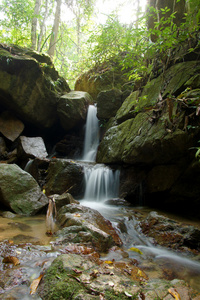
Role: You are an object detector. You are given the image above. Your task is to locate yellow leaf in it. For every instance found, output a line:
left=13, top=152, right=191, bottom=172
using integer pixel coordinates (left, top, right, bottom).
left=168, top=288, right=181, bottom=300
left=104, top=260, right=113, bottom=265
left=42, top=189, right=46, bottom=194
left=128, top=247, right=143, bottom=255
left=30, top=274, right=43, bottom=295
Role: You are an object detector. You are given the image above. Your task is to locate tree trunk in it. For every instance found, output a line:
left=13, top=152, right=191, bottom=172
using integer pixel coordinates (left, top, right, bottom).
left=31, top=0, right=41, bottom=50
left=48, top=0, right=62, bottom=58
left=37, top=0, right=49, bottom=52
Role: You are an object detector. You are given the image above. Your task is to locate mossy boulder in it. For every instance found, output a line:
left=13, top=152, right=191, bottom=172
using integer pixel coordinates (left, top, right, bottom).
left=0, top=44, right=70, bottom=129
left=97, top=110, right=192, bottom=165
left=0, top=163, right=48, bottom=215
left=74, top=56, right=131, bottom=100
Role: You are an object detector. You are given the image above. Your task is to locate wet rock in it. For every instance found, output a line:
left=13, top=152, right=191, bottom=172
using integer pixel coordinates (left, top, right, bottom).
left=140, top=211, right=200, bottom=252
left=55, top=203, right=122, bottom=252
left=57, top=91, right=92, bottom=131
left=0, top=163, right=48, bottom=215
left=0, top=44, right=70, bottom=129
left=0, top=111, right=24, bottom=142
left=45, top=158, right=84, bottom=197
left=104, top=198, right=131, bottom=206
left=97, top=88, right=123, bottom=121
left=50, top=192, right=79, bottom=211
left=1, top=211, right=17, bottom=219
left=17, top=136, right=48, bottom=160
left=38, top=253, right=198, bottom=300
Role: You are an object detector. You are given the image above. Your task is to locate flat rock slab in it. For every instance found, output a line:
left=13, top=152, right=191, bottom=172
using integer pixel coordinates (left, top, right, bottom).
left=0, top=111, right=24, bottom=141
left=18, top=136, right=48, bottom=159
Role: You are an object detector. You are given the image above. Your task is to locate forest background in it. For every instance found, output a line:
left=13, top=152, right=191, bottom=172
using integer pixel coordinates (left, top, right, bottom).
left=0, top=0, right=200, bottom=89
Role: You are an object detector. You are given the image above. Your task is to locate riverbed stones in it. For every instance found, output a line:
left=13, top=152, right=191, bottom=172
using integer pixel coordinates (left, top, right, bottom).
left=0, top=163, right=48, bottom=215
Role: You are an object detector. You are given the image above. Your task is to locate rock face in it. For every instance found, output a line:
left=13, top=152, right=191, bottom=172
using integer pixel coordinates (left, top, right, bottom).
left=0, top=44, right=70, bottom=129
left=57, top=91, right=92, bottom=131
left=97, top=88, right=123, bottom=121
left=0, top=163, right=48, bottom=215
left=96, top=61, right=200, bottom=212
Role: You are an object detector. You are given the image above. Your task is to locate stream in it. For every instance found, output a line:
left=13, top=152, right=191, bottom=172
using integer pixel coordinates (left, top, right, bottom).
left=0, top=105, right=200, bottom=298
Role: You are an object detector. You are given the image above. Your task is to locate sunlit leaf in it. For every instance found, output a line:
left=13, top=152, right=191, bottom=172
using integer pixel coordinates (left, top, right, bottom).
left=30, top=274, right=44, bottom=295
left=128, top=247, right=143, bottom=255
left=168, top=288, right=181, bottom=300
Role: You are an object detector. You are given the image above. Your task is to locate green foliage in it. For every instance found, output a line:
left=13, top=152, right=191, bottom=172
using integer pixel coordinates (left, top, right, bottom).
left=0, top=0, right=34, bottom=46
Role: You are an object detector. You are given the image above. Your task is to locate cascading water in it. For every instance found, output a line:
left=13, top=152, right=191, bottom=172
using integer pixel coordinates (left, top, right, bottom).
left=82, top=105, right=99, bottom=162
left=83, top=164, right=120, bottom=201
left=81, top=104, right=120, bottom=206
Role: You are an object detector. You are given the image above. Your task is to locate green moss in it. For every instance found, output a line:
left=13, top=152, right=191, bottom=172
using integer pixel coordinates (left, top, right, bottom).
left=104, top=289, right=137, bottom=299
left=40, top=259, right=86, bottom=300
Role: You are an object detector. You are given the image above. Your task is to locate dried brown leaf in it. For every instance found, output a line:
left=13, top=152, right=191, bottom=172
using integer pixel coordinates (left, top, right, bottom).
left=3, top=256, right=20, bottom=266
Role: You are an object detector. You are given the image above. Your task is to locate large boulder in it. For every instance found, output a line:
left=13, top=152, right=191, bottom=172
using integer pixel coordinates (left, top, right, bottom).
left=57, top=91, right=92, bottom=131
left=56, top=203, right=122, bottom=252
left=0, top=44, right=70, bottom=129
left=0, top=163, right=48, bottom=215
left=74, top=55, right=131, bottom=100
left=17, top=136, right=48, bottom=160
left=45, top=158, right=84, bottom=197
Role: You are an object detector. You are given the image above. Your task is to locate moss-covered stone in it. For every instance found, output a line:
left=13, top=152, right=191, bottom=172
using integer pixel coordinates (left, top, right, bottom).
left=0, top=44, right=70, bottom=129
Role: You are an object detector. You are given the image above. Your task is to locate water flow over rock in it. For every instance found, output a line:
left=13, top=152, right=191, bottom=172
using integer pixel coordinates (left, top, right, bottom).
left=82, top=105, right=99, bottom=162
left=83, top=164, right=120, bottom=201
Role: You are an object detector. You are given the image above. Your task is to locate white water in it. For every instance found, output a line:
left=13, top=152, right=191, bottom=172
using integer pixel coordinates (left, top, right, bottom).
left=83, top=164, right=120, bottom=201
left=82, top=105, right=99, bottom=162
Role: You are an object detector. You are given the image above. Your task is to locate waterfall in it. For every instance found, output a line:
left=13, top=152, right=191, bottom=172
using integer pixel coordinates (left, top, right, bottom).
left=83, top=164, right=120, bottom=202
left=82, top=105, right=99, bottom=162
left=80, top=104, right=120, bottom=204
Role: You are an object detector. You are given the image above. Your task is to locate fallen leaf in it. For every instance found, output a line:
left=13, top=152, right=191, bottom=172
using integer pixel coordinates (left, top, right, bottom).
left=104, top=260, right=113, bottom=265
left=168, top=288, right=181, bottom=300
left=3, top=256, right=20, bottom=266
left=30, top=274, right=43, bottom=295
left=128, top=247, right=143, bottom=255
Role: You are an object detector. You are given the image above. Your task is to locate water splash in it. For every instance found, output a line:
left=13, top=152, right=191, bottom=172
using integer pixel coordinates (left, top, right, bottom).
left=82, top=105, right=99, bottom=162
